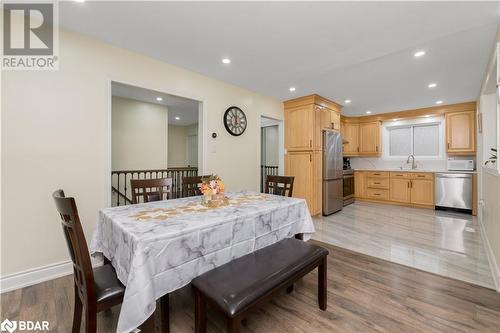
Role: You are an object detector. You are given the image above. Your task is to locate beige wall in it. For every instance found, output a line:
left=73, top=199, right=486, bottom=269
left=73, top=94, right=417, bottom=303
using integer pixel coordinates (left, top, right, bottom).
left=112, top=96, right=169, bottom=170
left=168, top=124, right=198, bottom=167
left=1, top=28, right=283, bottom=276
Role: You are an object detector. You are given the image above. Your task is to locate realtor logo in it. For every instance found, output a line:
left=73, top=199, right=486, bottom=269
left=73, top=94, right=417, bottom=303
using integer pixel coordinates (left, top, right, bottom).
left=2, top=1, right=59, bottom=70
left=0, top=319, right=17, bottom=333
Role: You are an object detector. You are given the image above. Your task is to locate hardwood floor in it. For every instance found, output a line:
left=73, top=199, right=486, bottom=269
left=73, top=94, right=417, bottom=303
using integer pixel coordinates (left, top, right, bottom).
left=313, top=201, right=495, bottom=289
left=2, top=242, right=500, bottom=333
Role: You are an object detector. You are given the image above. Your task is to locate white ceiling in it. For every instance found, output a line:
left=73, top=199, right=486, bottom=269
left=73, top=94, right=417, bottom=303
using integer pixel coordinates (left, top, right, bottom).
left=112, top=82, right=199, bottom=126
left=60, top=2, right=499, bottom=116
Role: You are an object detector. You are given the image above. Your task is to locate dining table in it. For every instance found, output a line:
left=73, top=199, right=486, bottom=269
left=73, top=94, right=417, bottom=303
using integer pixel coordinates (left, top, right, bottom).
left=90, top=191, right=315, bottom=333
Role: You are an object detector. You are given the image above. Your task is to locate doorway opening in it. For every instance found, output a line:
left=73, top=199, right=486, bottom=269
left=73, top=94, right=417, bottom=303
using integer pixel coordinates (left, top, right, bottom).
left=110, top=81, right=202, bottom=205
left=260, top=116, right=284, bottom=192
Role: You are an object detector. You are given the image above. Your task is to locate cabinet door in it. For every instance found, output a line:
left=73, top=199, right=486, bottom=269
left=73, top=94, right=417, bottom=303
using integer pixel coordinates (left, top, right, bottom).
left=285, top=152, right=313, bottom=210
left=331, top=111, right=341, bottom=131
left=410, top=179, right=434, bottom=206
left=285, top=106, right=314, bottom=150
left=354, top=171, right=366, bottom=198
left=319, top=106, right=331, bottom=129
left=342, top=123, right=359, bottom=155
left=446, top=111, right=475, bottom=154
left=359, top=122, right=381, bottom=155
left=313, top=106, right=323, bottom=150
left=390, top=178, right=411, bottom=203
left=312, top=151, right=323, bottom=215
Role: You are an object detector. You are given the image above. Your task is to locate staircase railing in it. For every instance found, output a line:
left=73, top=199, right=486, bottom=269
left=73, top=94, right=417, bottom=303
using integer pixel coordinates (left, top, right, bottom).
left=111, top=167, right=198, bottom=206
left=260, top=165, right=279, bottom=192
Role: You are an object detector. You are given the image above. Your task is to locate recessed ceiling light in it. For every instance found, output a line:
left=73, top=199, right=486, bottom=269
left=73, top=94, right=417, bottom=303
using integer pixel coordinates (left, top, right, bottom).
left=414, top=50, right=426, bottom=57
left=175, top=116, right=180, bottom=120
left=344, top=99, right=351, bottom=104
left=156, top=97, right=163, bottom=101
left=74, top=0, right=85, bottom=2
left=393, top=118, right=399, bottom=121
left=428, top=83, right=437, bottom=88
left=222, top=58, right=231, bottom=64
left=289, top=87, right=296, bottom=92
left=424, top=114, right=431, bottom=118
left=435, top=100, right=443, bottom=105
left=365, top=111, right=372, bottom=114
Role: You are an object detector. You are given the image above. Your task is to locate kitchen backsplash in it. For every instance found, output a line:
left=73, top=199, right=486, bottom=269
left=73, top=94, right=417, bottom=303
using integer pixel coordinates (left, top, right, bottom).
left=349, top=156, right=476, bottom=171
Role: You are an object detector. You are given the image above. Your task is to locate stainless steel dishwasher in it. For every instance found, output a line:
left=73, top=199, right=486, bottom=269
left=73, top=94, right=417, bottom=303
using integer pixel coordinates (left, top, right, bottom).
left=435, top=173, right=472, bottom=214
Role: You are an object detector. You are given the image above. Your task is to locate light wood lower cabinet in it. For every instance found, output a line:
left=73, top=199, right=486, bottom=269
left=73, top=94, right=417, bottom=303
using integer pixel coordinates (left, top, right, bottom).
left=285, top=151, right=322, bottom=216
left=355, top=171, right=435, bottom=208
left=390, top=178, right=411, bottom=203
left=354, top=171, right=366, bottom=198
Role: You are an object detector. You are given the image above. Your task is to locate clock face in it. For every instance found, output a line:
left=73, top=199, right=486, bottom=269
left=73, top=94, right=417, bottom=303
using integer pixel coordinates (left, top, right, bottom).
left=223, top=106, right=247, bottom=136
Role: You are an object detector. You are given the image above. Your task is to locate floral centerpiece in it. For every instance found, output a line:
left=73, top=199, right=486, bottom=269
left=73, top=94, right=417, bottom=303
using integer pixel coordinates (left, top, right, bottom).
left=198, top=175, right=229, bottom=207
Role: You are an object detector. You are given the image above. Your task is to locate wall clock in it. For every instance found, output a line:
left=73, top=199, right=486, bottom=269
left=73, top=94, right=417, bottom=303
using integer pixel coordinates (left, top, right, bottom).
left=223, top=106, right=247, bottom=136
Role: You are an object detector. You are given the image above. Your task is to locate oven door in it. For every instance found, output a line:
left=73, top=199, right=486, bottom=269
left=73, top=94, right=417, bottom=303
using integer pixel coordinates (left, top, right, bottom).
left=343, top=174, right=354, bottom=202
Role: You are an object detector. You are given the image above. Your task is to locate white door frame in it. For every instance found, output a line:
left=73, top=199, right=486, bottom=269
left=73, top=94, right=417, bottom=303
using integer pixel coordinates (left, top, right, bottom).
left=106, top=78, right=207, bottom=207
left=259, top=115, right=285, bottom=175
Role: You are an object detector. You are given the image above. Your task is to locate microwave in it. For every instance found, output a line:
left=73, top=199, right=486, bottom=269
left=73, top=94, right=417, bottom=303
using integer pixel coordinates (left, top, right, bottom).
left=447, top=159, right=474, bottom=171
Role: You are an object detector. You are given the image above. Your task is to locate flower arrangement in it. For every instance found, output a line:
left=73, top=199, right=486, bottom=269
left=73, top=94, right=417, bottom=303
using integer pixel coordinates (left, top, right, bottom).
left=199, top=175, right=228, bottom=207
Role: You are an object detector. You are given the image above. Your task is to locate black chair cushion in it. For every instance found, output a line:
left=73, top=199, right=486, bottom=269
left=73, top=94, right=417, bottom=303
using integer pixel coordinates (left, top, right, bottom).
left=192, top=238, right=328, bottom=316
left=93, top=264, right=125, bottom=303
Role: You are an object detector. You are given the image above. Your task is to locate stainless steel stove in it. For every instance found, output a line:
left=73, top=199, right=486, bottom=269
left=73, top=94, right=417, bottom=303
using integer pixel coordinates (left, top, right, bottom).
left=343, top=169, right=354, bottom=206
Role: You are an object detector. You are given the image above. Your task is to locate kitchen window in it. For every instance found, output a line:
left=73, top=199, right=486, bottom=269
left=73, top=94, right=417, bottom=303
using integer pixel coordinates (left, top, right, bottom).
left=383, top=117, right=444, bottom=159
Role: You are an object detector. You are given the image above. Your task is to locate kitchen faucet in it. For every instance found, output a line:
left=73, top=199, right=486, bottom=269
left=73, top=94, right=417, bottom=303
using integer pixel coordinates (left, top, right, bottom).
left=407, top=154, right=417, bottom=170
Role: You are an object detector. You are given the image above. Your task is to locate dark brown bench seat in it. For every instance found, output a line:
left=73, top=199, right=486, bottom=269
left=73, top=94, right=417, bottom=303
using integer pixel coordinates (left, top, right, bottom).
left=191, top=238, right=329, bottom=333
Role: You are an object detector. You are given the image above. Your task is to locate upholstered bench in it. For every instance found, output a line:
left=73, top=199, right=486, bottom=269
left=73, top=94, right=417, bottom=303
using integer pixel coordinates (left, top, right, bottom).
left=191, top=238, right=329, bottom=333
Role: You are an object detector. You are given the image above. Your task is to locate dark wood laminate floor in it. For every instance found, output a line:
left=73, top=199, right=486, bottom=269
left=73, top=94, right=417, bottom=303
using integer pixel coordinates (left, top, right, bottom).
left=1, top=242, right=499, bottom=333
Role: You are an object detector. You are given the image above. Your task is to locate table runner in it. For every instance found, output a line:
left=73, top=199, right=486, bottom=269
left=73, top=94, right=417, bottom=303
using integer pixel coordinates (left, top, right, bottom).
left=90, top=191, right=315, bottom=333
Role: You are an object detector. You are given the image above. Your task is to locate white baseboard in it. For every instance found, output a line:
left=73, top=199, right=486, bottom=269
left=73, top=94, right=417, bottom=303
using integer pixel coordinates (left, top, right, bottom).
left=478, top=215, right=500, bottom=292
left=0, top=261, right=73, bottom=294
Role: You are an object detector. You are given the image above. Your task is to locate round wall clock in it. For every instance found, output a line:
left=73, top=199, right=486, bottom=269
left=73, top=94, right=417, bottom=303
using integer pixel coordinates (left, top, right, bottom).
left=223, top=106, right=247, bottom=136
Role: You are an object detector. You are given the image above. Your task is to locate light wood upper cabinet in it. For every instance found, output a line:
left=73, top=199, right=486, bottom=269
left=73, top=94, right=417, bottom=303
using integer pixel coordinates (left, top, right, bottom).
left=285, top=105, right=314, bottom=150
left=359, top=122, right=381, bottom=155
left=390, top=178, right=411, bottom=203
left=331, top=110, right=341, bottom=131
left=319, top=106, right=341, bottom=131
left=342, top=123, right=360, bottom=155
left=446, top=110, right=476, bottom=155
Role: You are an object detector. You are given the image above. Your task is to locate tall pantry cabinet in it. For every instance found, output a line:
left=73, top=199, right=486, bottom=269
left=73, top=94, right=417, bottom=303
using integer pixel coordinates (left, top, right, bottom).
left=284, top=95, right=342, bottom=216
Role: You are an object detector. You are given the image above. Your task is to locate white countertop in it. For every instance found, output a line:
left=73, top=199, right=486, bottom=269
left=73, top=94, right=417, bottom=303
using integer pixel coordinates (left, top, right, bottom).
left=353, top=168, right=477, bottom=174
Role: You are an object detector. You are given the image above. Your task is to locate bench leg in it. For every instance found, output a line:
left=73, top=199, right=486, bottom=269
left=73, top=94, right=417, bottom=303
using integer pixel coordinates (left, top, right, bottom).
left=227, top=316, right=241, bottom=333
left=318, top=256, right=327, bottom=311
left=160, top=294, right=169, bottom=333
left=194, top=288, right=206, bottom=333
left=294, top=233, right=303, bottom=240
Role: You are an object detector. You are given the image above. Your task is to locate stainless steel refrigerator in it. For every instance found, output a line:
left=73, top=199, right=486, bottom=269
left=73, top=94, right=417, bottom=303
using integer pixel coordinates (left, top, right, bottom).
left=322, top=130, right=343, bottom=215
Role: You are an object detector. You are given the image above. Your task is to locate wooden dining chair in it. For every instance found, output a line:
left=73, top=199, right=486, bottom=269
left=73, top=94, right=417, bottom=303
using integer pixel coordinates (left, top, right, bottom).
left=52, top=189, right=125, bottom=333
left=130, top=177, right=173, bottom=204
left=264, top=175, right=295, bottom=197
left=182, top=175, right=210, bottom=197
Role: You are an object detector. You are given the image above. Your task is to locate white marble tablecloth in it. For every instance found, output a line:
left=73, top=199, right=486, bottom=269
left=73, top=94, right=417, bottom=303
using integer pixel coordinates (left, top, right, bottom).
left=90, top=191, right=315, bottom=333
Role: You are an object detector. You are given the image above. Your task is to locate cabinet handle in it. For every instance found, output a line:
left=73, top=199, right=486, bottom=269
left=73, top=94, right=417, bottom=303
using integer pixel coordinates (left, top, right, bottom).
left=447, top=142, right=450, bottom=149
left=357, top=147, right=360, bottom=152
left=309, top=139, right=312, bottom=148
left=374, top=173, right=381, bottom=176
left=410, top=180, right=413, bottom=188
left=309, top=154, right=312, bottom=162
left=418, top=175, right=425, bottom=178
left=407, top=181, right=410, bottom=188
left=374, top=182, right=381, bottom=185
left=376, top=146, right=378, bottom=152
left=374, top=193, right=381, bottom=196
